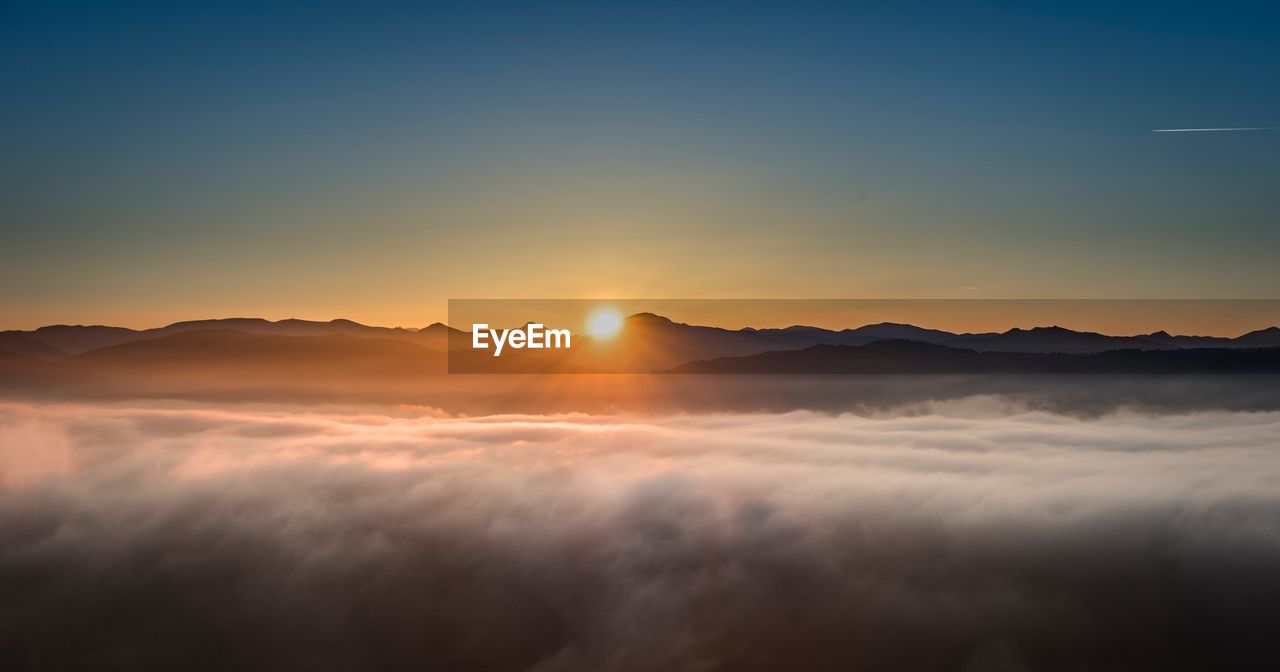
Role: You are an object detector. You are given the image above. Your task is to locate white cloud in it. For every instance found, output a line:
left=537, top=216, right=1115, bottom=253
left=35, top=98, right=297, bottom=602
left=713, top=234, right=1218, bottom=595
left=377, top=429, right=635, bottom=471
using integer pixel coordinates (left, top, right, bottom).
left=1, top=399, right=1279, bottom=670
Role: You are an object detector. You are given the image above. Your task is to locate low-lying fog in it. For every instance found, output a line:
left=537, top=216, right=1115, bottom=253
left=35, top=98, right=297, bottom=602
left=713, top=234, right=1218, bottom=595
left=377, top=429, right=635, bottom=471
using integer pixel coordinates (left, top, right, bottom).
left=2, top=394, right=1279, bottom=670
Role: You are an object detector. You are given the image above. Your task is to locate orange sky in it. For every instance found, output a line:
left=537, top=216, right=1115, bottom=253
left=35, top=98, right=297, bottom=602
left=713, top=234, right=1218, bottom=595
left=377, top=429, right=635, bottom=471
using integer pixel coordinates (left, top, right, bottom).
left=5, top=3, right=1280, bottom=337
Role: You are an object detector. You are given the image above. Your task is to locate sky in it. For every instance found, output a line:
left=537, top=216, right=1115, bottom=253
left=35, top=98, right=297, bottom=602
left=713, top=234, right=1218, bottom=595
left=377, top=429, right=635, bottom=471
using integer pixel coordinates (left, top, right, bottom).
left=2, top=0, right=1279, bottom=330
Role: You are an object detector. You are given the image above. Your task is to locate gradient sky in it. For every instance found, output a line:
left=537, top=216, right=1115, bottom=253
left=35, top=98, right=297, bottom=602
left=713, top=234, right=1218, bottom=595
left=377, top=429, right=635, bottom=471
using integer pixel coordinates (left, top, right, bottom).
left=3, top=1, right=1279, bottom=330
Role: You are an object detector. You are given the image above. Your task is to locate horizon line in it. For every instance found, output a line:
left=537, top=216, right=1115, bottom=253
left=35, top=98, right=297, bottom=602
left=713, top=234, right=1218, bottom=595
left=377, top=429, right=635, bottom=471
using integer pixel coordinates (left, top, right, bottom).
left=6, top=313, right=1280, bottom=341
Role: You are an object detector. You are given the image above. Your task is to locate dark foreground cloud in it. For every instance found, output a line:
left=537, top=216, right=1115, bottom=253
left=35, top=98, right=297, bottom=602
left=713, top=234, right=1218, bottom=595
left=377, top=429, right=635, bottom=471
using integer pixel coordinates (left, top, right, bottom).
left=2, top=400, right=1280, bottom=671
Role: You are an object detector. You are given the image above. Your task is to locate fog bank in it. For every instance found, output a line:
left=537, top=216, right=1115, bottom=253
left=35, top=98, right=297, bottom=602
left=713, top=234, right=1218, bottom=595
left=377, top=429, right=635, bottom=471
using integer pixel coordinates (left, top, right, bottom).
left=2, top=400, right=1279, bottom=670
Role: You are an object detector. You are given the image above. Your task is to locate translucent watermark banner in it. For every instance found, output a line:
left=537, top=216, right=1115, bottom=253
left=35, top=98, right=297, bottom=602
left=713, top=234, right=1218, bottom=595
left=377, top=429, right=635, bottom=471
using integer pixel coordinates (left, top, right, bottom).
left=446, top=299, right=1280, bottom=374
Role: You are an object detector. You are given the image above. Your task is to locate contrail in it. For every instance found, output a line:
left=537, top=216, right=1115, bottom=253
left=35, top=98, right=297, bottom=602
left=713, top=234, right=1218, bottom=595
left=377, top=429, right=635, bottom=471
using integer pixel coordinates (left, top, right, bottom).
left=1152, top=127, right=1275, bottom=133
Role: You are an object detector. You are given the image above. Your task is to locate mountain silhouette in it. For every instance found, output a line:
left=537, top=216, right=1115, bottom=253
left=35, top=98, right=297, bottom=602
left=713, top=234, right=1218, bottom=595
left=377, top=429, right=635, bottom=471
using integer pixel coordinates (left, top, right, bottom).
left=16, top=325, right=140, bottom=355
left=0, top=318, right=430, bottom=357
left=943, top=326, right=1169, bottom=354
left=850, top=322, right=973, bottom=344
left=457, top=315, right=1280, bottom=372
left=4, top=315, right=1280, bottom=376
left=150, top=318, right=423, bottom=343
left=666, top=340, right=1280, bottom=374
left=71, top=330, right=443, bottom=377
left=416, top=322, right=472, bottom=351
left=1235, top=326, right=1280, bottom=347
left=0, top=332, right=68, bottom=361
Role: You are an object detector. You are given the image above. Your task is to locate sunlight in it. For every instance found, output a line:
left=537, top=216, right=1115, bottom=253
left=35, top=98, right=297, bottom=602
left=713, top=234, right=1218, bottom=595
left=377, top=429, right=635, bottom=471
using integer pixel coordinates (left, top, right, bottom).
left=586, top=308, right=624, bottom=340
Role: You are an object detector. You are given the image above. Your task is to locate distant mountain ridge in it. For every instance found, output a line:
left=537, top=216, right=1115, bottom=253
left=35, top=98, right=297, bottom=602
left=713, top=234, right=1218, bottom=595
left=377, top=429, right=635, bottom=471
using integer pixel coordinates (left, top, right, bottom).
left=0, top=332, right=70, bottom=361
left=0, top=318, right=466, bottom=358
left=666, top=340, right=1280, bottom=374
left=2, top=315, right=1279, bottom=368
left=71, top=330, right=443, bottom=376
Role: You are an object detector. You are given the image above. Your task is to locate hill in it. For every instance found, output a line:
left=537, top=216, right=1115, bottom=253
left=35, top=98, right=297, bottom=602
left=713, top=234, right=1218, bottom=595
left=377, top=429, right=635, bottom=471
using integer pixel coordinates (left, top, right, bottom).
left=0, top=332, right=69, bottom=361
left=665, top=340, right=1280, bottom=374
left=71, top=330, right=444, bottom=377
left=4, top=315, right=1280, bottom=377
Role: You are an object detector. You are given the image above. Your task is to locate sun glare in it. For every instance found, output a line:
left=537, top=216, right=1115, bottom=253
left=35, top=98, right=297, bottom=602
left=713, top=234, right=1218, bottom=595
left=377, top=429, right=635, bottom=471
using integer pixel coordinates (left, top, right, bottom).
left=586, top=308, right=624, bottom=340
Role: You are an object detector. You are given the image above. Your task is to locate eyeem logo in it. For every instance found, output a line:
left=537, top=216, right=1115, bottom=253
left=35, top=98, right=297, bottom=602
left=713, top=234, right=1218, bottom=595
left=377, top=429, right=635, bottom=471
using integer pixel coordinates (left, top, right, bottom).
left=472, top=323, right=571, bottom=357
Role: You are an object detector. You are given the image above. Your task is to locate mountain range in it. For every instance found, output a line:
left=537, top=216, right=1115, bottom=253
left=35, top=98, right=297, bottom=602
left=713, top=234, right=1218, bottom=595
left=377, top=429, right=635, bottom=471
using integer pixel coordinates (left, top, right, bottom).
left=623, top=314, right=1280, bottom=357
left=2, top=315, right=1279, bottom=378
left=0, top=318, right=466, bottom=360
left=666, top=340, right=1280, bottom=374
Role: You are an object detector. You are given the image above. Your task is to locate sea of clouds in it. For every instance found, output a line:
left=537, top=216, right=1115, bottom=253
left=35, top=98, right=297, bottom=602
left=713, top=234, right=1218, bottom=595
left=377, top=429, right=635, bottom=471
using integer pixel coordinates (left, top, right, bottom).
left=2, top=398, right=1279, bottom=670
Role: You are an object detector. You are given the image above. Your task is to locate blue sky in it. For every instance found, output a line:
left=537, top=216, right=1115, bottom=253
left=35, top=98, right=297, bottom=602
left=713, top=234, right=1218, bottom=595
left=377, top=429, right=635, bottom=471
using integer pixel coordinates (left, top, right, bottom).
left=2, top=1, right=1278, bottom=328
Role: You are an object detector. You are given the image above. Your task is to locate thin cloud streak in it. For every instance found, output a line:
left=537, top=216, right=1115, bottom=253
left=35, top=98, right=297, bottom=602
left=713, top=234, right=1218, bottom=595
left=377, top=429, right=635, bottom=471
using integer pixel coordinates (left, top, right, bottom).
left=1152, top=127, right=1276, bottom=132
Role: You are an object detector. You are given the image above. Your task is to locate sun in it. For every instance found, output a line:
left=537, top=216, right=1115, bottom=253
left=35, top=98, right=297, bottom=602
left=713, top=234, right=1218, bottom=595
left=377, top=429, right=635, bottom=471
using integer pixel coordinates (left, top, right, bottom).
left=586, top=308, right=624, bottom=340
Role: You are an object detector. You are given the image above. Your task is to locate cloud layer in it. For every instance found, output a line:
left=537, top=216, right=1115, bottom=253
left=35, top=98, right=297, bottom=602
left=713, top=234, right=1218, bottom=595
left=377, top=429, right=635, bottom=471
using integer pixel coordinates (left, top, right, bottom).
left=2, top=399, right=1280, bottom=670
